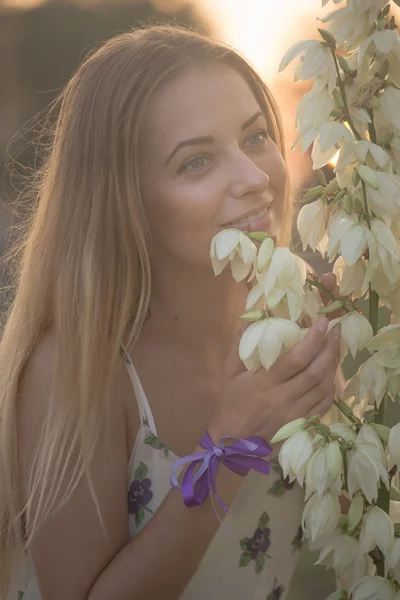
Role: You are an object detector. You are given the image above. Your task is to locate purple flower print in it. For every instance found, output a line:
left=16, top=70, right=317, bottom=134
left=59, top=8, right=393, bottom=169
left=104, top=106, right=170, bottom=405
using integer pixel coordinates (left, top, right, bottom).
left=239, top=512, right=271, bottom=574
left=246, top=526, right=271, bottom=559
left=128, top=461, right=154, bottom=526
left=128, top=478, right=153, bottom=514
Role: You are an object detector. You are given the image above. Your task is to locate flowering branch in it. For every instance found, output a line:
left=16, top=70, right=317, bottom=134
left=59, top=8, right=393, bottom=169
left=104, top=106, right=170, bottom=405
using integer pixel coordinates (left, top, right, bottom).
left=210, top=1, right=400, bottom=597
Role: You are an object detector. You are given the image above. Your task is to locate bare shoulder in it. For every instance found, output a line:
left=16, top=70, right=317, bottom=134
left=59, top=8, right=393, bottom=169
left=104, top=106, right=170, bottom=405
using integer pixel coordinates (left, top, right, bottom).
left=16, top=330, right=138, bottom=599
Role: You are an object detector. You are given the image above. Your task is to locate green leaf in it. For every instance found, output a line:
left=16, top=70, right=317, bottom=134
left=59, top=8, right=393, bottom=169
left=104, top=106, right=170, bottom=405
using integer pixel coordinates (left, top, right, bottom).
left=134, top=461, right=149, bottom=481
left=164, top=447, right=170, bottom=457
left=318, top=28, right=336, bottom=47
left=135, top=507, right=145, bottom=526
left=258, top=511, right=270, bottom=529
left=239, top=552, right=251, bottom=567
left=255, top=553, right=266, bottom=574
left=382, top=4, right=391, bottom=16
left=18, top=593, right=24, bottom=600
left=268, top=479, right=286, bottom=497
left=240, top=537, right=250, bottom=551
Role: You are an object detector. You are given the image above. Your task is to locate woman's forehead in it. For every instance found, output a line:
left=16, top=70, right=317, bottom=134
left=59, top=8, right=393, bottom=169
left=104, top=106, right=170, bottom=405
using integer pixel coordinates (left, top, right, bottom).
left=140, top=65, right=262, bottom=158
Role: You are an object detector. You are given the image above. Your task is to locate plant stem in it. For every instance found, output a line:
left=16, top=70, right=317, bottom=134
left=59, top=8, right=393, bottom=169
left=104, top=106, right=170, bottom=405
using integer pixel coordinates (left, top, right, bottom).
left=329, top=48, right=362, bottom=141
left=306, top=277, right=336, bottom=302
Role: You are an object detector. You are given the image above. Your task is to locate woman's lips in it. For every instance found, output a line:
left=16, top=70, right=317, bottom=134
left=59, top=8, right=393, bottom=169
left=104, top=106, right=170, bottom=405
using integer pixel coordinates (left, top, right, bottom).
left=223, top=207, right=272, bottom=233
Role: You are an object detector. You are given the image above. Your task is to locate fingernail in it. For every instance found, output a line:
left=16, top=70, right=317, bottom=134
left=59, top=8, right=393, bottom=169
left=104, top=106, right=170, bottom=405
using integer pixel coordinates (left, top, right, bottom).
left=316, top=318, right=329, bottom=332
left=332, top=327, right=341, bottom=340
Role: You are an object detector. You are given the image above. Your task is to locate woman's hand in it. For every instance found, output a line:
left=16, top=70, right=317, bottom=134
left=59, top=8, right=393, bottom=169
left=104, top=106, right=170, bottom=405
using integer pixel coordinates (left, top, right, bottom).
left=210, top=318, right=341, bottom=443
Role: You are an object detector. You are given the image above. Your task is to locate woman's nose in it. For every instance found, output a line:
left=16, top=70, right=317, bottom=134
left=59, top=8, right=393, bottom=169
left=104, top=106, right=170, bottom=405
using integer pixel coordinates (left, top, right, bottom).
left=228, top=154, right=270, bottom=199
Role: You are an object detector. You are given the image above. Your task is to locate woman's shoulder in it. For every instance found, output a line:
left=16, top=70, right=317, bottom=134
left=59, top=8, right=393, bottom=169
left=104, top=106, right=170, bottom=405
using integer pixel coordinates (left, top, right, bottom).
left=17, top=329, right=140, bottom=468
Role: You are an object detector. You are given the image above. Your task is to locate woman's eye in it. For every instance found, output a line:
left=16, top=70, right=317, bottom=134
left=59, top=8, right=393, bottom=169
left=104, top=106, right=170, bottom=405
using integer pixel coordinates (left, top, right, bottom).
left=180, top=156, right=210, bottom=173
left=247, top=128, right=269, bottom=146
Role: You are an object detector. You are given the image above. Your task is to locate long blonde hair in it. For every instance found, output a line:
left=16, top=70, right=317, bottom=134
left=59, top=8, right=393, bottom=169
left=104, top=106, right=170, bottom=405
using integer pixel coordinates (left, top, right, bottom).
left=0, top=23, right=291, bottom=596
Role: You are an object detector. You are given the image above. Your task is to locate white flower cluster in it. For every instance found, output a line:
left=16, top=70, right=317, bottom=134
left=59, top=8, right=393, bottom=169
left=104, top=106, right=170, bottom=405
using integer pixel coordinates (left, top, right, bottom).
left=280, top=0, right=400, bottom=318
left=271, top=417, right=400, bottom=598
left=210, top=229, right=323, bottom=370
left=272, top=1, right=400, bottom=598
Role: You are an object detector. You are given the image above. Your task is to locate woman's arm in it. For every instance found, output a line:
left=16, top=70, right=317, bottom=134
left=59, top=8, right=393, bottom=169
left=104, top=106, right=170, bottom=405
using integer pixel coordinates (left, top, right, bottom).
left=18, top=332, right=244, bottom=600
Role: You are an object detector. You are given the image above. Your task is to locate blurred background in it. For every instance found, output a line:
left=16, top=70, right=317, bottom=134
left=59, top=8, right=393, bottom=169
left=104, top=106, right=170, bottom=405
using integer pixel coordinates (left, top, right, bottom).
left=0, top=1, right=398, bottom=598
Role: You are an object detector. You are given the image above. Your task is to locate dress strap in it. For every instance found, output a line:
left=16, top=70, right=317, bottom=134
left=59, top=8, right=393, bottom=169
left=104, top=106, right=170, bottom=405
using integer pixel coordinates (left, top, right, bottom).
left=119, top=345, right=158, bottom=436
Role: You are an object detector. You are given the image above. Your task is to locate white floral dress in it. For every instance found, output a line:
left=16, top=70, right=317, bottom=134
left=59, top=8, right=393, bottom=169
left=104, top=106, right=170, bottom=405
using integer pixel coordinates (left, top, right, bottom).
left=9, top=345, right=306, bottom=600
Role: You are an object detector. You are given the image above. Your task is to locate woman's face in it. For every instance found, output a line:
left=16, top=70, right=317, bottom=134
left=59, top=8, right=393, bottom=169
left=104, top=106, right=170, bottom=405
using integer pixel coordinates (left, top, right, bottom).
left=139, top=64, right=288, bottom=269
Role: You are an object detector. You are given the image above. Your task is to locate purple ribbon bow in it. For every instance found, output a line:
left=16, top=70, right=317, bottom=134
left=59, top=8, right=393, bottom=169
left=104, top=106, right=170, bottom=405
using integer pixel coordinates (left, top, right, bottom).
left=170, top=431, right=272, bottom=530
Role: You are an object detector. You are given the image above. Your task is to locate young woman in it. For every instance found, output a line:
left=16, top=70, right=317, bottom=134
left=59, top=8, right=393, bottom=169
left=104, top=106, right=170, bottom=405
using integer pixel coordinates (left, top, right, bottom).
left=0, top=24, right=342, bottom=600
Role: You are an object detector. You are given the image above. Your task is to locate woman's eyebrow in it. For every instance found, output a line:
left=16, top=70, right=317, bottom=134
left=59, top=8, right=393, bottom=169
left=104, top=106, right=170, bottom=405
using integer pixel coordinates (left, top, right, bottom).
left=164, top=110, right=265, bottom=167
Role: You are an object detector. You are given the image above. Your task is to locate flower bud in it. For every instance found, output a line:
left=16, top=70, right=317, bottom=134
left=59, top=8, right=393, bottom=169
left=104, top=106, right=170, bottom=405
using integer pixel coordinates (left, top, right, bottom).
left=352, top=169, right=360, bottom=187
left=348, top=494, right=364, bottom=531
left=326, top=441, right=342, bottom=480
left=357, top=165, right=380, bottom=190
left=238, top=310, right=264, bottom=322
left=256, top=237, right=274, bottom=272
left=302, top=185, right=325, bottom=203
left=270, top=418, right=308, bottom=444
left=341, top=194, right=353, bottom=214
left=247, top=231, right=270, bottom=242
left=360, top=505, right=394, bottom=554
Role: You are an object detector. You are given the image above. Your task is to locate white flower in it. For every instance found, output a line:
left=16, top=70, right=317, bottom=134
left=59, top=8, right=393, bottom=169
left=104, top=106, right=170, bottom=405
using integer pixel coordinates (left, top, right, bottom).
left=324, top=0, right=388, bottom=51
left=297, top=199, right=329, bottom=253
left=270, top=418, right=308, bottom=444
left=333, top=256, right=367, bottom=299
left=359, top=29, right=400, bottom=67
left=360, top=505, right=394, bottom=554
left=380, top=86, right=400, bottom=133
left=278, top=429, right=314, bottom=485
left=358, top=354, right=389, bottom=408
left=239, top=317, right=303, bottom=371
left=347, top=425, right=389, bottom=503
left=279, top=39, right=337, bottom=94
left=258, top=247, right=307, bottom=304
left=329, top=422, right=357, bottom=443
left=368, top=323, right=400, bottom=352
left=354, top=140, right=391, bottom=169
left=366, top=172, right=400, bottom=226
left=315, top=534, right=363, bottom=575
left=302, top=492, right=341, bottom=542
left=305, top=442, right=343, bottom=499
left=328, top=312, right=373, bottom=359
left=210, top=230, right=257, bottom=282
left=327, top=211, right=369, bottom=265
left=293, top=85, right=334, bottom=152
left=388, top=423, right=400, bottom=471
left=350, top=575, right=397, bottom=600
left=311, top=122, right=355, bottom=172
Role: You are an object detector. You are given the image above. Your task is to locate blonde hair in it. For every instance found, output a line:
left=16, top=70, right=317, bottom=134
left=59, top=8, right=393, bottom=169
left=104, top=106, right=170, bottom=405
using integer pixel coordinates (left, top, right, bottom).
left=0, top=23, right=292, bottom=596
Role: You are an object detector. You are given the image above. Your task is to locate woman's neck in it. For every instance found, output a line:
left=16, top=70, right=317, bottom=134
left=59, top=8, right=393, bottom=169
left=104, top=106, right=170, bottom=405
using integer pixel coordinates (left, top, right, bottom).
left=142, top=260, right=248, bottom=365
